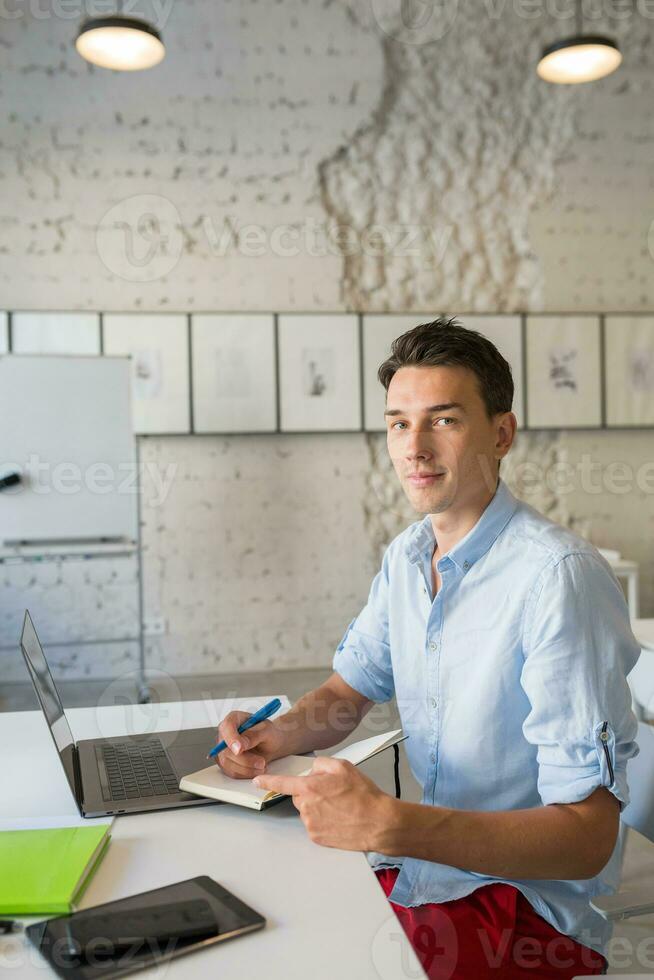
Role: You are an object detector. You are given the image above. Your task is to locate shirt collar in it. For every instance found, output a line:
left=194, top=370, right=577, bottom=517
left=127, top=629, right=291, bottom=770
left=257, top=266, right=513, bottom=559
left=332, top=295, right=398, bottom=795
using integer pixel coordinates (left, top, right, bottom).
left=404, top=477, right=519, bottom=573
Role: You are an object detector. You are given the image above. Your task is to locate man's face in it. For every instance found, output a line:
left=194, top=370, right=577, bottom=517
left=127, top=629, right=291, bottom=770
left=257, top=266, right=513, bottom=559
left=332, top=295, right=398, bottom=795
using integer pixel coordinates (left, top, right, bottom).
left=385, top=364, right=513, bottom=515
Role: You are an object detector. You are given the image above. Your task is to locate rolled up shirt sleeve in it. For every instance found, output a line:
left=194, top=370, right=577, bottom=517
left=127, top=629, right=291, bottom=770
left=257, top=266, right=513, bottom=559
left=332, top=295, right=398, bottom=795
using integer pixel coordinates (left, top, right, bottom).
left=520, top=550, right=640, bottom=811
left=332, top=544, right=395, bottom=704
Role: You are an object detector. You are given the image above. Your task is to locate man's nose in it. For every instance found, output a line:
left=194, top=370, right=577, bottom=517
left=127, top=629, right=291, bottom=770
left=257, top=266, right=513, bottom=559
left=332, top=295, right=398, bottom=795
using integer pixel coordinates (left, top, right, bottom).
left=404, top=435, right=432, bottom=459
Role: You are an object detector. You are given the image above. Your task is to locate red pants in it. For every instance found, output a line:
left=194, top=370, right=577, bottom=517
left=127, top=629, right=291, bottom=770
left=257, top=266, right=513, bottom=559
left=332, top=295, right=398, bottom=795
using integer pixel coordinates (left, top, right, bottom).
left=376, top=868, right=607, bottom=979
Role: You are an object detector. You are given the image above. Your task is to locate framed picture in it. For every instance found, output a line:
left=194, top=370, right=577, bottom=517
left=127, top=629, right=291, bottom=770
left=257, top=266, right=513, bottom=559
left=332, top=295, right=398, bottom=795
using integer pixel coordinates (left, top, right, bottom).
left=605, top=316, right=654, bottom=427
left=0, top=312, right=7, bottom=353
left=363, top=314, right=424, bottom=431
left=11, top=312, right=100, bottom=354
left=103, top=314, right=190, bottom=434
left=191, top=314, right=277, bottom=433
left=278, top=314, right=361, bottom=432
left=525, top=316, right=602, bottom=429
left=458, top=315, right=524, bottom=428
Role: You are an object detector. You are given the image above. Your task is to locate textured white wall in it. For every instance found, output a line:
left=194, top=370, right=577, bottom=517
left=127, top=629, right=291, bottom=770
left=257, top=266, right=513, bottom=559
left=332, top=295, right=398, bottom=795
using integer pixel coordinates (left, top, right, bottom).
left=1, top=0, right=653, bottom=678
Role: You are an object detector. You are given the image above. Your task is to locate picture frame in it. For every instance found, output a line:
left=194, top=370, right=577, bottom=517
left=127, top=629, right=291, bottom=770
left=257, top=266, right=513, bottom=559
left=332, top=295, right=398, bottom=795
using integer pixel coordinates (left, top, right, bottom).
left=191, top=314, right=277, bottom=433
left=605, top=315, right=654, bottom=427
left=103, top=313, right=190, bottom=434
left=458, top=315, right=525, bottom=428
left=11, top=311, right=100, bottom=355
left=0, top=312, right=7, bottom=353
left=363, top=313, right=525, bottom=429
left=278, top=314, right=361, bottom=432
left=362, top=314, right=423, bottom=431
left=525, top=315, right=602, bottom=429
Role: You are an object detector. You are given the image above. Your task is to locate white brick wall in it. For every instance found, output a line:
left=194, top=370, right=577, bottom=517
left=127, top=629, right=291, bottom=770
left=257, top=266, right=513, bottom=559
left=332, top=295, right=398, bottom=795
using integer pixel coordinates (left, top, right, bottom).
left=1, top=0, right=653, bottom=676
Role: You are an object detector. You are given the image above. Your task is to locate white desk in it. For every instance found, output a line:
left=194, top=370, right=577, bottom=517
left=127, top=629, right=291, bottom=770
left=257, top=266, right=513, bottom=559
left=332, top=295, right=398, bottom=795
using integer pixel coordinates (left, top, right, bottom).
left=0, top=697, right=424, bottom=979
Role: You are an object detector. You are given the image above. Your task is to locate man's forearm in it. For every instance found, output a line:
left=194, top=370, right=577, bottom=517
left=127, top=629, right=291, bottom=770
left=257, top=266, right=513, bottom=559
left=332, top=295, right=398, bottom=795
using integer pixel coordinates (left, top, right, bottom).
left=270, top=672, right=372, bottom=756
left=375, top=787, right=620, bottom=881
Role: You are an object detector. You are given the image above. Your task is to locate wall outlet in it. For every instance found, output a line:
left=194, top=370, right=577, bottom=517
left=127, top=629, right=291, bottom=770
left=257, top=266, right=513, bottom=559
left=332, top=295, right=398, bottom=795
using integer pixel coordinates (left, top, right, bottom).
left=143, top=616, right=167, bottom=636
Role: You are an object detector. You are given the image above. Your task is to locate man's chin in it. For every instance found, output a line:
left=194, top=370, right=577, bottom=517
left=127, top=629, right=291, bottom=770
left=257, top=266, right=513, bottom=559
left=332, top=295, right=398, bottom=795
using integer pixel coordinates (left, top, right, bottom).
left=404, top=479, right=453, bottom=513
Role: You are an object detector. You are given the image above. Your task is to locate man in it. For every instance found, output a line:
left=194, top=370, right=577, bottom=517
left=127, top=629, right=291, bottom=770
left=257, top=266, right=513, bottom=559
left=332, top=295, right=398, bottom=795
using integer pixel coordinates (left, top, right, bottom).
left=215, top=318, right=640, bottom=979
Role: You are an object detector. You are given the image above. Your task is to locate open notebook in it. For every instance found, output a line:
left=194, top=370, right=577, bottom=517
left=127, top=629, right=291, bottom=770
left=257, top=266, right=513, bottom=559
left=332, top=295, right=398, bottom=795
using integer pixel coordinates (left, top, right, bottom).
left=179, top=730, right=406, bottom=811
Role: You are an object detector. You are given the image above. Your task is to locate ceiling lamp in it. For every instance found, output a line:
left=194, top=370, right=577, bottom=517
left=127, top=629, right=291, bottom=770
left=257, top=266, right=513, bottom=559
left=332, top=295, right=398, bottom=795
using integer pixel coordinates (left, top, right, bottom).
left=75, top=14, right=165, bottom=71
left=537, top=1, right=621, bottom=84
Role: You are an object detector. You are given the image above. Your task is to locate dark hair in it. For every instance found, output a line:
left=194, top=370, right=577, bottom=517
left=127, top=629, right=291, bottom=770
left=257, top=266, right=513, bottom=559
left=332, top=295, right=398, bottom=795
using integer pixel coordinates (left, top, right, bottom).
left=377, top=316, right=514, bottom=418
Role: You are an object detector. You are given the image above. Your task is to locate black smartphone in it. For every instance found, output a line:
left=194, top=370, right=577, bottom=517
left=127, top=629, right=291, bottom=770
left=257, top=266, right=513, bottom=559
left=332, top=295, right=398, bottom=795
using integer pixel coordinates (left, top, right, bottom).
left=26, top=875, right=265, bottom=979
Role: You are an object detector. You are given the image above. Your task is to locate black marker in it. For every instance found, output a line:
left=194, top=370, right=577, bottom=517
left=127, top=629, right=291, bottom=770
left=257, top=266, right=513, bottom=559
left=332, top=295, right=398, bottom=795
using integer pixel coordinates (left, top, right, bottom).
left=0, top=472, right=21, bottom=490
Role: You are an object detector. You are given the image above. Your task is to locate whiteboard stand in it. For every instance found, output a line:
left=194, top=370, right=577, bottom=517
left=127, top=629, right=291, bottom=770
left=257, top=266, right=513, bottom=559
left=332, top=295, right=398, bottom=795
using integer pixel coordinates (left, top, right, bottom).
left=135, top=437, right=150, bottom=704
left=0, top=541, right=148, bottom=703
left=0, top=355, right=150, bottom=702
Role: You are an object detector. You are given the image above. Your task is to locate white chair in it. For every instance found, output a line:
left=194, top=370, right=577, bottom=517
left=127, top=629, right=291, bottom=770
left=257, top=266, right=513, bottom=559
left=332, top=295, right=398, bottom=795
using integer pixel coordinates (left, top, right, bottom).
left=574, top=721, right=654, bottom=978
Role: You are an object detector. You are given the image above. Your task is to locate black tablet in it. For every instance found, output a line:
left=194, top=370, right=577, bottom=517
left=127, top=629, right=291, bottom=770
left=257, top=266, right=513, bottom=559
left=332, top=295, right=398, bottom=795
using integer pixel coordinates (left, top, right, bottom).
left=26, top=875, right=265, bottom=979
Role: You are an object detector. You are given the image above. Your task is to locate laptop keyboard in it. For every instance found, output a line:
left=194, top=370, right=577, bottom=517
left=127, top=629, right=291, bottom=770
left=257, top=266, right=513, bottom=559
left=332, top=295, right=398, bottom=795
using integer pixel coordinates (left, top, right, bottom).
left=100, top=739, right=180, bottom=800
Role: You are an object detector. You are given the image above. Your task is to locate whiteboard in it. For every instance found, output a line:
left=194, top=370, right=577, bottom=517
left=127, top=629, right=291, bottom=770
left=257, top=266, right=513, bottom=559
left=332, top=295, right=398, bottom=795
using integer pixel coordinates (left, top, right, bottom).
left=0, top=356, right=137, bottom=545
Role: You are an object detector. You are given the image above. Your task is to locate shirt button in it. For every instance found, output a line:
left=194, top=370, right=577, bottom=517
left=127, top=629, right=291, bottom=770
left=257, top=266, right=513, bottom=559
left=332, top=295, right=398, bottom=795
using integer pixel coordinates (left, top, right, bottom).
left=429, top=641, right=437, bottom=652
left=463, top=560, right=470, bottom=570
left=431, top=753, right=437, bottom=764
left=431, top=697, right=438, bottom=708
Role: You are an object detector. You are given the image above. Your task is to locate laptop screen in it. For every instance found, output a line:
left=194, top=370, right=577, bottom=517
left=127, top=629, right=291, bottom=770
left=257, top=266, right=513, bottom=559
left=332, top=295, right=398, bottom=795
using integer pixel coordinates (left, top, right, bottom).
left=20, top=610, right=78, bottom=801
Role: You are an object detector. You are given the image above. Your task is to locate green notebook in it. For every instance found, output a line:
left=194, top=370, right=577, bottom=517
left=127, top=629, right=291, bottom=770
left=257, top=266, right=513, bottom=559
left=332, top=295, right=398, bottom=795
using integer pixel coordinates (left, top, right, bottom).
left=0, top=824, right=111, bottom=915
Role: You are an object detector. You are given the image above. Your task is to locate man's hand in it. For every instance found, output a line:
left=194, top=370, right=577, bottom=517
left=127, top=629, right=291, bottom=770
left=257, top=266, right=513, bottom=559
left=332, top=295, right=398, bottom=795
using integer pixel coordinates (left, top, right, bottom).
left=253, top=757, right=396, bottom=851
left=213, top=710, right=288, bottom=779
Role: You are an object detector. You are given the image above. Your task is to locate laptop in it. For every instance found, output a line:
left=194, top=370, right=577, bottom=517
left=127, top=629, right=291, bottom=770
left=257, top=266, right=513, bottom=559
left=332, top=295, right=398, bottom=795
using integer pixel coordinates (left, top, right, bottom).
left=20, top=610, right=221, bottom=818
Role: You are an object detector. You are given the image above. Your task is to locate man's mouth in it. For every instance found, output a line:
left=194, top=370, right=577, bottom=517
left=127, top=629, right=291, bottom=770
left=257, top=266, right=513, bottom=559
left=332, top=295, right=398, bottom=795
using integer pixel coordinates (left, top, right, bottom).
left=407, top=472, right=446, bottom=486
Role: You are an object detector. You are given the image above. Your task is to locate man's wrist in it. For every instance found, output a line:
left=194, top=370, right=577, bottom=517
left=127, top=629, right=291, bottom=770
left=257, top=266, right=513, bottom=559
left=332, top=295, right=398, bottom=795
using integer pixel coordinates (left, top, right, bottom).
left=268, top=716, right=301, bottom=757
left=269, top=709, right=320, bottom=757
left=370, top=793, right=411, bottom=856
left=371, top=796, right=451, bottom=860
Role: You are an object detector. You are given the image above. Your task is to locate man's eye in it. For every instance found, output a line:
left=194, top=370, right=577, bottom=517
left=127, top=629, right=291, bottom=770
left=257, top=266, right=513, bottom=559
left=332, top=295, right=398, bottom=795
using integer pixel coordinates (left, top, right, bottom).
left=391, top=418, right=456, bottom=429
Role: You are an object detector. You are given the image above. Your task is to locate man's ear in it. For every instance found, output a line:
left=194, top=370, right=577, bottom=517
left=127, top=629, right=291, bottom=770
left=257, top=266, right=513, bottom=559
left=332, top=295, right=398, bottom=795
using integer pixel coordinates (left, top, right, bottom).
left=495, top=411, right=517, bottom=459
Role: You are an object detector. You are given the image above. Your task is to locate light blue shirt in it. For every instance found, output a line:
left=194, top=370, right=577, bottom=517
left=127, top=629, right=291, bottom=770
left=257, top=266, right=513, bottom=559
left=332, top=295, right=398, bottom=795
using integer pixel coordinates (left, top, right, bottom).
left=333, top=477, right=640, bottom=956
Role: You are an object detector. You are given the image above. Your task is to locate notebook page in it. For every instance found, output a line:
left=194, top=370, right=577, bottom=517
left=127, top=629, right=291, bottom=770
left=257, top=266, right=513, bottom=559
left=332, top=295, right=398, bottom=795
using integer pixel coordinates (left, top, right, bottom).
left=330, top=730, right=404, bottom=765
left=180, top=753, right=317, bottom=806
left=180, top=730, right=404, bottom=805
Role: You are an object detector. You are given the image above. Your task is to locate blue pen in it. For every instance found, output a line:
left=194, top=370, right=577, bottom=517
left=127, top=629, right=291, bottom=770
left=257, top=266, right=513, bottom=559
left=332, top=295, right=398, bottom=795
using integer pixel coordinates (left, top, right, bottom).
left=207, top=697, right=282, bottom=759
